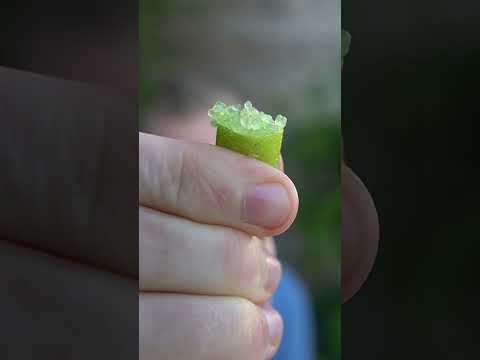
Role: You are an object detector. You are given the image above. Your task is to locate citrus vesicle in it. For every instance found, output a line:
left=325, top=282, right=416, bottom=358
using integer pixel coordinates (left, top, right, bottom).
left=208, top=101, right=287, bottom=168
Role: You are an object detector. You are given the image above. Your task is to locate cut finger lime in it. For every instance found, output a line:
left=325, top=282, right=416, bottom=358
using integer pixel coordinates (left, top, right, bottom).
left=208, top=101, right=287, bottom=168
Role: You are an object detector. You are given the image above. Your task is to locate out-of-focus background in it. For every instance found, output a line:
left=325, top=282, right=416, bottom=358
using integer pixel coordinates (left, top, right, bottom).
left=140, top=1, right=340, bottom=359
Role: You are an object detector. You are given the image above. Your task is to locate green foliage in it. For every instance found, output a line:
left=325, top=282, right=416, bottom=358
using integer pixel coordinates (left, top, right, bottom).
left=140, top=0, right=213, bottom=120
left=342, top=30, right=351, bottom=68
left=342, top=30, right=351, bottom=57
left=283, top=124, right=340, bottom=360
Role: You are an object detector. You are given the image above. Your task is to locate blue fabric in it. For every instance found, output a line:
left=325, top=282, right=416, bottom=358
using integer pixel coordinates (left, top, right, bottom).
left=271, top=264, right=317, bottom=360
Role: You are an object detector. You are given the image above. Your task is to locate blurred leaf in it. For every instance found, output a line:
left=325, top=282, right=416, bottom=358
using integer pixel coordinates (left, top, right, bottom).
left=342, top=30, right=351, bottom=68
left=342, top=30, right=351, bottom=57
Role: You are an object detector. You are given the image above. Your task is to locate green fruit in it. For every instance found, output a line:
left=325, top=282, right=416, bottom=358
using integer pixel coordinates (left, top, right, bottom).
left=208, top=101, right=286, bottom=168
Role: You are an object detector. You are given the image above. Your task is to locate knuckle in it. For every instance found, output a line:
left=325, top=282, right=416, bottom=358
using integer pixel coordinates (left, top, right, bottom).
left=176, top=144, right=234, bottom=214
left=236, top=298, right=269, bottom=356
left=139, top=211, right=171, bottom=287
left=221, top=232, right=265, bottom=297
left=174, top=144, right=196, bottom=208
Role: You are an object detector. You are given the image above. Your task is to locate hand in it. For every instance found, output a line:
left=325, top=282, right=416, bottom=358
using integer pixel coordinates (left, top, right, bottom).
left=139, top=132, right=299, bottom=359
left=341, top=142, right=380, bottom=303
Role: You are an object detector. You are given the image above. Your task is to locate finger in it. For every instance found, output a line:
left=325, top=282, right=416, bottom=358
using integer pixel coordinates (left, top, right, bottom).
left=0, top=241, right=136, bottom=359
left=261, top=236, right=277, bottom=257
left=139, top=294, right=283, bottom=360
left=341, top=165, right=379, bottom=302
left=139, top=132, right=298, bottom=237
left=139, top=207, right=281, bottom=303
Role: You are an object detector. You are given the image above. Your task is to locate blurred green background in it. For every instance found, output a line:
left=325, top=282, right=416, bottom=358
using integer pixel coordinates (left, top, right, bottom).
left=140, top=1, right=340, bottom=359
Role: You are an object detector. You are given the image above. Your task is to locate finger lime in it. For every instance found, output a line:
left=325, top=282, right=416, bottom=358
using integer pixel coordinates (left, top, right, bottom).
left=208, top=101, right=287, bottom=168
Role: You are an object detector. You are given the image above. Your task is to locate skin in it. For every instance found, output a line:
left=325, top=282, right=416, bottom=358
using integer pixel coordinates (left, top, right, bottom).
left=3, top=23, right=378, bottom=356
left=139, top=132, right=298, bottom=360
left=140, top=110, right=379, bottom=359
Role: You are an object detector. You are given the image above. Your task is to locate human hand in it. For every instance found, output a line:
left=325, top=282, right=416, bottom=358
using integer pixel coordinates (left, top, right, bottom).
left=341, top=141, right=380, bottom=303
left=139, top=132, right=299, bottom=359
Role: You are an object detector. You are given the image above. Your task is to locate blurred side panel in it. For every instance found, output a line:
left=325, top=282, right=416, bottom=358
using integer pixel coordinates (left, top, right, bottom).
left=0, top=2, right=138, bottom=359
left=342, top=0, right=480, bottom=358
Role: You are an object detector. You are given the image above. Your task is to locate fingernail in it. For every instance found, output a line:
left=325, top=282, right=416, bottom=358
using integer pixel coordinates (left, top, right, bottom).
left=262, top=237, right=277, bottom=257
left=263, top=304, right=283, bottom=356
left=243, top=184, right=291, bottom=229
left=264, top=256, right=282, bottom=294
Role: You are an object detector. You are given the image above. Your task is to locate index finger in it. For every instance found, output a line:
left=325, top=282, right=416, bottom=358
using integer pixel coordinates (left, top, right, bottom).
left=139, top=132, right=298, bottom=237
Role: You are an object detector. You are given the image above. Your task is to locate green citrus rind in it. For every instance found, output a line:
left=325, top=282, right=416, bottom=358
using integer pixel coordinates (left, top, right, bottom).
left=216, top=125, right=283, bottom=168
left=208, top=101, right=286, bottom=168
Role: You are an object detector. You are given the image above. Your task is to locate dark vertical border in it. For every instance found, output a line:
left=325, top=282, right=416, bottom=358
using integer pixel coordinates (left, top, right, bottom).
left=0, top=2, right=138, bottom=359
left=342, top=0, right=480, bottom=358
